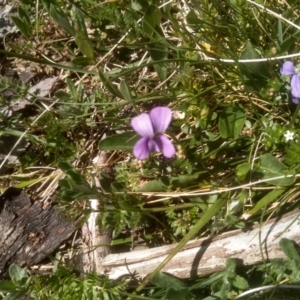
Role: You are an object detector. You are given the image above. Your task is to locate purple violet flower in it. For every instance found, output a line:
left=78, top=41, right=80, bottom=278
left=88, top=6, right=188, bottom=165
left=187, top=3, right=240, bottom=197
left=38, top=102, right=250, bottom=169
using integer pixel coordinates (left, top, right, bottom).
left=131, top=107, right=175, bottom=160
left=280, top=61, right=300, bottom=104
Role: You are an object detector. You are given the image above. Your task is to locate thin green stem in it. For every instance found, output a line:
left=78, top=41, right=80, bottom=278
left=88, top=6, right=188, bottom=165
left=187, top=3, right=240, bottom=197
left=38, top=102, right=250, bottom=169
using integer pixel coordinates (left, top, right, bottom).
left=290, top=102, right=300, bottom=127
left=127, top=196, right=227, bottom=299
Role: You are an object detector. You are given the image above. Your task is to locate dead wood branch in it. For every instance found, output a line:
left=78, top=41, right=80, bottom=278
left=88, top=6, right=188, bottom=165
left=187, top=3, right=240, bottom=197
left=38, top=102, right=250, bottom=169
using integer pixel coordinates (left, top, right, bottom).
left=72, top=152, right=113, bottom=274
left=0, top=187, right=77, bottom=278
left=102, top=210, right=300, bottom=279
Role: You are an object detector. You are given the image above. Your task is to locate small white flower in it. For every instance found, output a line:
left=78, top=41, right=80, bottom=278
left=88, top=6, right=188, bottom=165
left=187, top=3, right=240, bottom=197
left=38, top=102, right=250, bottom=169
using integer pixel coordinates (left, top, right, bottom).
left=284, top=130, right=295, bottom=142
left=173, top=110, right=185, bottom=119
left=92, top=156, right=99, bottom=164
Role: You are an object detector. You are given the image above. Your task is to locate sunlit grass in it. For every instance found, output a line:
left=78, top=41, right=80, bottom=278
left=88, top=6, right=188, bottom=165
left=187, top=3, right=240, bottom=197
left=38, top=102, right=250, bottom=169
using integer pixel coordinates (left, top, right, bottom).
left=1, top=0, right=300, bottom=299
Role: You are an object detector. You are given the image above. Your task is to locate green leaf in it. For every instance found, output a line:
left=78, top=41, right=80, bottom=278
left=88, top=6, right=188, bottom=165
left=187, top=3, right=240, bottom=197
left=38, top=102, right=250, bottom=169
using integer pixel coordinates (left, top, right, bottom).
left=202, top=293, right=222, bottom=300
left=57, top=161, right=74, bottom=173
left=57, top=162, right=99, bottom=200
left=143, top=5, right=161, bottom=37
left=11, top=16, right=31, bottom=39
left=99, top=171, right=112, bottom=193
left=42, top=0, right=58, bottom=11
left=162, top=0, right=172, bottom=15
left=57, top=178, right=71, bottom=189
left=8, top=264, right=28, bottom=286
left=66, top=78, right=76, bottom=99
left=225, top=258, right=237, bottom=275
left=239, top=40, right=269, bottom=79
left=54, top=90, right=71, bottom=101
left=49, top=5, right=76, bottom=36
left=120, top=79, right=132, bottom=102
left=71, top=56, right=95, bottom=67
left=236, top=162, right=251, bottom=181
left=279, top=15, right=300, bottom=52
left=98, top=132, right=139, bottom=151
left=149, top=38, right=167, bottom=61
left=153, top=62, right=167, bottom=82
left=131, top=0, right=148, bottom=11
left=280, top=238, right=300, bottom=263
left=98, top=70, right=123, bottom=98
left=0, top=281, right=17, bottom=292
left=149, top=31, right=168, bottom=82
left=210, top=279, right=223, bottom=294
left=219, top=103, right=245, bottom=139
left=102, top=291, right=110, bottom=300
left=277, top=19, right=283, bottom=44
left=57, top=162, right=85, bottom=184
left=171, top=173, right=202, bottom=188
left=166, top=288, right=189, bottom=300
left=233, top=275, right=248, bottom=290
left=137, top=177, right=170, bottom=192
left=186, top=10, right=201, bottom=31
left=3, top=290, right=28, bottom=300
left=18, top=6, right=31, bottom=26
left=75, top=31, right=94, bottom=59
left=72, top=5, right=88, bottom=36
left=243, top=188, right=286, bottom=218
left=14, top=177, right=49, bottom=188
left=256, top=153, right=295, bottom=186
left=280, top=35, right=300, bottom=53
left=151, top=272, right=187, bottom=291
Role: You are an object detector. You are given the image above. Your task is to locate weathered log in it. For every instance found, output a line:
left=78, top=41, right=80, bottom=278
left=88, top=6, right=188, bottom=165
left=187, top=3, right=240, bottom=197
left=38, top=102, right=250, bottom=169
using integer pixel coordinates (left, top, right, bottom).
left=102, top=210, right=300, bottom=280
left=71, top=152, right=113, bottom=274
left=0, top=187, right=77, bottom=278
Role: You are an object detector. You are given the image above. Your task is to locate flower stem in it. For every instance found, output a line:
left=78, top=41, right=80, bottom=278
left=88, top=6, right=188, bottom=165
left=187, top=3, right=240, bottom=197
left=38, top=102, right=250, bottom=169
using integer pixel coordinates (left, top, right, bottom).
left=127, top=196, right=227, bottom=299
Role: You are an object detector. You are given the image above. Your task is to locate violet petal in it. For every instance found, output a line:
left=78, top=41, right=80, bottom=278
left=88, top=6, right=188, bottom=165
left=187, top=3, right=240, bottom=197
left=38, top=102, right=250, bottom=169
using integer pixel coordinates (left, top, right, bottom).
left=133, top=137, right=151, bottom=160
left=149, top=107, right=172, bottom=134
left=292, top=97, right=300, bottom=104
left=148, top=138, right=160, bottom=153
left=131, top=113, right=154, bottom=137
left=280, top=61, right=295, bottom=75
left=291, top=74, right=300, bottom=98
left=154, top=135, right=175, bottom=158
